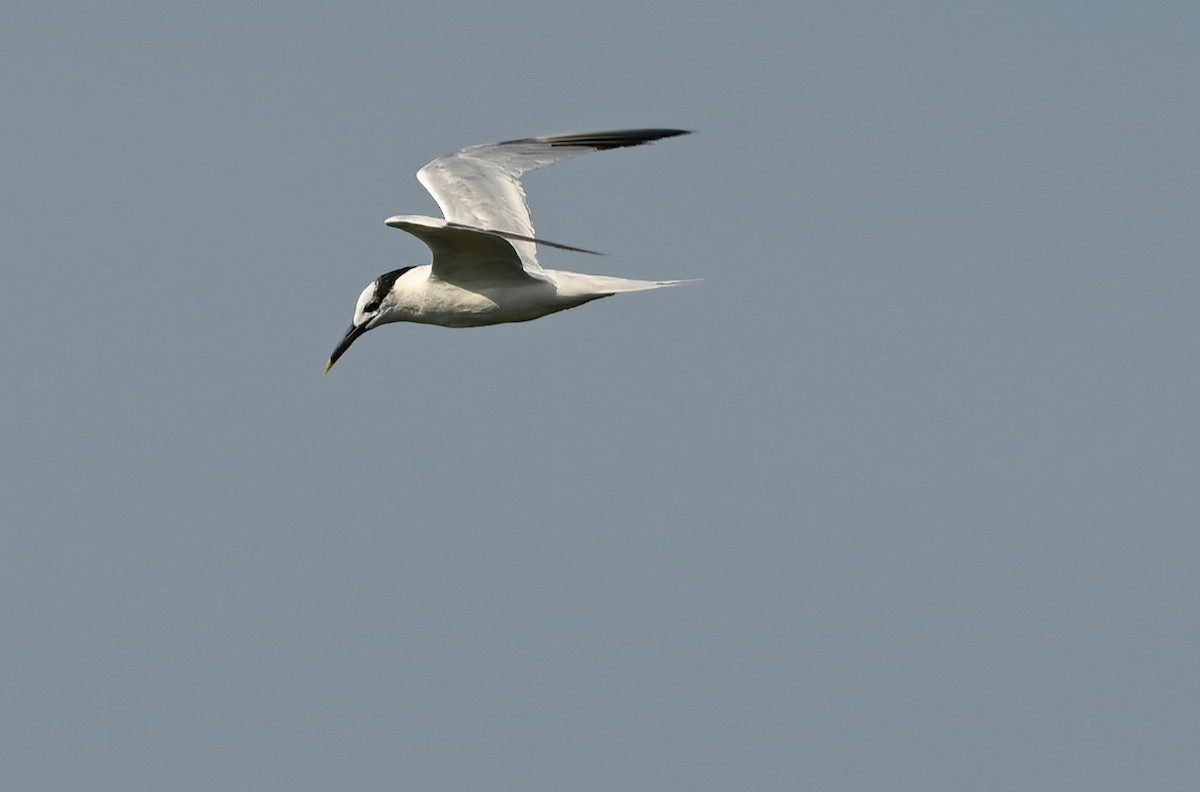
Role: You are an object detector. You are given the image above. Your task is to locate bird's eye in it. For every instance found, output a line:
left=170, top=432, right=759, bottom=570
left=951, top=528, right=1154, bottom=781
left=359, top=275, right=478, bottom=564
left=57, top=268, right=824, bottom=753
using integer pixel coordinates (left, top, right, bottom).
left=363, top=301, right=380, bottom=313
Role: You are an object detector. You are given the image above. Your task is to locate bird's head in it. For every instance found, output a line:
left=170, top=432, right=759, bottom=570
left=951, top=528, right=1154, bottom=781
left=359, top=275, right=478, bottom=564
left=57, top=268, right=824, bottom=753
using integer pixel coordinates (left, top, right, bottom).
left=325, top=266, right=415, bottom=373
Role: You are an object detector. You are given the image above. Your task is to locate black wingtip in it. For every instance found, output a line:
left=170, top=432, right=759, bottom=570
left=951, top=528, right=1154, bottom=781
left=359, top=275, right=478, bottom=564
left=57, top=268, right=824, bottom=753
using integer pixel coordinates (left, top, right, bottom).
left=511, top=128, right=692, bottom=150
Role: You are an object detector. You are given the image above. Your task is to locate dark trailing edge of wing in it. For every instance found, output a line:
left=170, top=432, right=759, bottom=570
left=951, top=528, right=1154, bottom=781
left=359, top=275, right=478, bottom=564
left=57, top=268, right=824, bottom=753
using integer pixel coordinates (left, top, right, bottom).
left=502, top=128, right=692, bottom=151
left=445, top=222, right=604, bottom=256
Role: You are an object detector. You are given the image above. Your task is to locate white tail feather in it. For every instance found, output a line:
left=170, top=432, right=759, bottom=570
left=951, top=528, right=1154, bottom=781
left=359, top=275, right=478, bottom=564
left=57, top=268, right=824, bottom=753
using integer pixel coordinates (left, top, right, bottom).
left=550, top=272, right=701, bottom=297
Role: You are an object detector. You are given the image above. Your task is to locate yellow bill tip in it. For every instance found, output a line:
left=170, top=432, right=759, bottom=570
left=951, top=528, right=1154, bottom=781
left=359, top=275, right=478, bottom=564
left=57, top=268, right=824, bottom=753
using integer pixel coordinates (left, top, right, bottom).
left=325, top=359, right=335, bottom=374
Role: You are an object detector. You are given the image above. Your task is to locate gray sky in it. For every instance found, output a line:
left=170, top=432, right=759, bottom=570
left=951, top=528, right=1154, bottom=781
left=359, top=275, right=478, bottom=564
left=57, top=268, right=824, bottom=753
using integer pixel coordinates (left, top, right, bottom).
left=2, top=1, right=1197, bottom=789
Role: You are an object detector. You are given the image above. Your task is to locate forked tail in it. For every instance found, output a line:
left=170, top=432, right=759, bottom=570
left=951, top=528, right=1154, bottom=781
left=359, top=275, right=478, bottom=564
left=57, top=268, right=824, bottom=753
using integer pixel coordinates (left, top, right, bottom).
left=552, top=272, right=701, bottom=296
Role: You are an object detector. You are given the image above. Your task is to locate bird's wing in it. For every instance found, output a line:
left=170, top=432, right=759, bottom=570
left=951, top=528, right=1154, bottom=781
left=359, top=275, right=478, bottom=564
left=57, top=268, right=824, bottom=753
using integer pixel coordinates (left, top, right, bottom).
left=383, top=215, right=546, bottom=284
left=415, top=128, right=690, bottom=272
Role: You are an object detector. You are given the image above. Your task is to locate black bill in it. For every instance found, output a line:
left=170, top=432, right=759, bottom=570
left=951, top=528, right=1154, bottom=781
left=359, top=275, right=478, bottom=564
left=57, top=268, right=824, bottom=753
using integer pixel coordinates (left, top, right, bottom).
left=326, top=323, right=368, bottom=373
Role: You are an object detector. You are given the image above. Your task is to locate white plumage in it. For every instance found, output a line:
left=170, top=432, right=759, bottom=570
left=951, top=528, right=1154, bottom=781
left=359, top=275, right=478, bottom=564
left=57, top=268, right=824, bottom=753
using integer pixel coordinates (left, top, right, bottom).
left=326, top=128, right=693, bottom=372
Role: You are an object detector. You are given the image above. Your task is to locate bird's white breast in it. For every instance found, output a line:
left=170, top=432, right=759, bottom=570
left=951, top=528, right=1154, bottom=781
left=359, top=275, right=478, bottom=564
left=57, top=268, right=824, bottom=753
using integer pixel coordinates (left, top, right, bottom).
left=385, top=267, right=585, bottom=328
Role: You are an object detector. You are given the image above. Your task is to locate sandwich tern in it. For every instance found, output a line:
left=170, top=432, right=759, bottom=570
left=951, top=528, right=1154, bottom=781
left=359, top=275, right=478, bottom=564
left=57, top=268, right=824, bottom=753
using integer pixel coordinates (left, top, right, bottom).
left=326, top=128, right=693, bottom=372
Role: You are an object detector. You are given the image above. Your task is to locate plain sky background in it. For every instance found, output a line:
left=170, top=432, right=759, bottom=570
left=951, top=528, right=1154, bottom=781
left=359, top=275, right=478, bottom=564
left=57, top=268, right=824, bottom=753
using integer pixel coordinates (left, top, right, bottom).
left=2, top=1, right=1197, bottom=789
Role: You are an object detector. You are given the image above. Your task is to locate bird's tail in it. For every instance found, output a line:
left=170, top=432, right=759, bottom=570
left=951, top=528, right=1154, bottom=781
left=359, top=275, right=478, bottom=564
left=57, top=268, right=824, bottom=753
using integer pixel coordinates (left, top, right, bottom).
left=553, top=272, right=701, bottom=296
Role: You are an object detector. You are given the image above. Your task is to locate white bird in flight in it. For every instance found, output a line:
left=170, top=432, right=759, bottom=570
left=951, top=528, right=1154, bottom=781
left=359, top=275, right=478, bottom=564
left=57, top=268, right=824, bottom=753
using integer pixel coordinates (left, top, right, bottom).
left=326, top=128, right=693, bottom=372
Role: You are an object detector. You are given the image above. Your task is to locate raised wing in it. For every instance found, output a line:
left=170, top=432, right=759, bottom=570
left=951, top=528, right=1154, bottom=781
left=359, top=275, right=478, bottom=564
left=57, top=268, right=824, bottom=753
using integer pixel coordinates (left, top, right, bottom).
left=383, top=215, right=544, bottom=284
left=415, top=128, right=690, bottom=272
